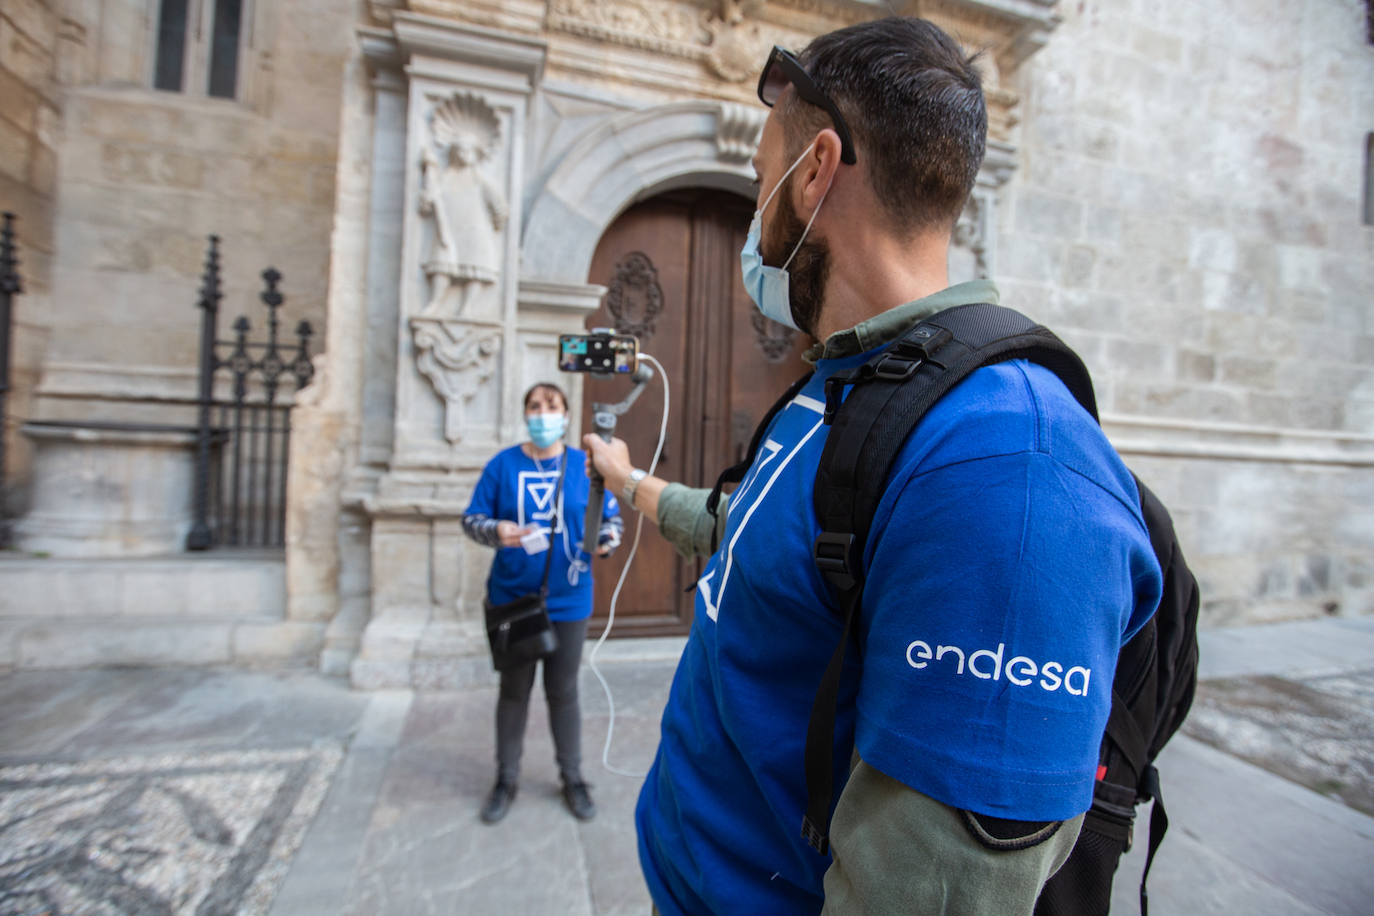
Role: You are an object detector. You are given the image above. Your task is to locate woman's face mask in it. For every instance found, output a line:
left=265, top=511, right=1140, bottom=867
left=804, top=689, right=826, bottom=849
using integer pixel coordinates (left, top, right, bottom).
left=740, top=139, right=833, bottom=332
left=526, top=412, right=567, bottom=449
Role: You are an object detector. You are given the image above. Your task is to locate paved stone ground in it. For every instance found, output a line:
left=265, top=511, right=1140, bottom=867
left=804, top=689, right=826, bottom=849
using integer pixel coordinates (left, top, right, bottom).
left=1186, top=670, right=1374, bottom=817
left=0, top=620, right=1371, bottom=915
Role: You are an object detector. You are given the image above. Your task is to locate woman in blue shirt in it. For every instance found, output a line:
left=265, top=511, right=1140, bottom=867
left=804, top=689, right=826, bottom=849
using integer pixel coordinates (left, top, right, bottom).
left=462, top=382, right=622, bottom=824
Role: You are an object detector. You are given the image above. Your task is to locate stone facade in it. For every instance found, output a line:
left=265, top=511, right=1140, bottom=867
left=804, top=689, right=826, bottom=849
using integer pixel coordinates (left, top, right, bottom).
left=0, top=0, right=357, bottom=668
left=28, top=0, right=354, bottom=434
left=2, top=0, right=1371, bottom=678
left=0, top=0, right=62, bottom=515
left=291, top=0, right=1061, bottom=687
left=995, top=0, right=1374, bottom=625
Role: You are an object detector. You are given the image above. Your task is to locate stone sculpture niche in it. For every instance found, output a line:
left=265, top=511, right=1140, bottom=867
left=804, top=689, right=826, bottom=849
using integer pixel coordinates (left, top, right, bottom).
left=419, top=93, right=508, bottom=317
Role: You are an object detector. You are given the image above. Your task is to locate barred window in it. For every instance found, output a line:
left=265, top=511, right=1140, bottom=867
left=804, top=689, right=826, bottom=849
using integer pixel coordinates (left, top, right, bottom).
left=152, top=0, right=249, bottom=100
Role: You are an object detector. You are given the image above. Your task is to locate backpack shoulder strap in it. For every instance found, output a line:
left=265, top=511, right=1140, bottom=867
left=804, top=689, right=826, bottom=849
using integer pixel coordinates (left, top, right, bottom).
left=803, top=303, right=1099, bottom=853
left=705, top=370, right=813, bottom=554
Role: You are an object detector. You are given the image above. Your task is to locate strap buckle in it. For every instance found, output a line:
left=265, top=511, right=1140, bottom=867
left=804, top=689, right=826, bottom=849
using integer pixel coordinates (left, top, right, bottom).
left=862, top=324, right=953, bottom=382
left=813, top=531, right=859, bottom=592
left=822, top=371, right=854, bottom=424
left=801, top=815, right=830, bottom=854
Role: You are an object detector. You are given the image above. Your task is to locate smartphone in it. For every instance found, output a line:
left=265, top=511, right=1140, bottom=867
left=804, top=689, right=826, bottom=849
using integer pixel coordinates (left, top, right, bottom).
left=558, top=332, right=639, bottom=374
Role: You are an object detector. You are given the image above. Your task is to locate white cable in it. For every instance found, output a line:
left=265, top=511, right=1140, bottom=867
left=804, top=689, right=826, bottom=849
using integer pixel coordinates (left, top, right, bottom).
left=589, top=351, right=669, bottom=779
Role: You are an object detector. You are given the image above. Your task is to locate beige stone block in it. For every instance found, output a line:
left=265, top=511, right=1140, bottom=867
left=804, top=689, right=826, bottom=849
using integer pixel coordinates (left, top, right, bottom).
left=349, top=657, right=413, bottom=689
left=429, top=520, right=464, bottom=618
left=0, top=562, right=116, bottom=617
left=5, top=0, right=58, bottom=50
left=357, top=605, right=428, bottom=656
left=411, top=653, right=491, bottom=690
left=1218, top=355, right=1278, bottom=389
left=0, top=620, right=25, bottom=668
left=414, top=619, right=484, bottom=660
left=309, top=165, right=337, bottom=208
left=0, top=67, right=38, bottom=132
left=18, top=621, right=233, bottom=668
left=116, top=567, right=194, bottom=617
left=0, top=17, right=53, bottom=91
left=371, top=520, right=433, bottom=609
left=27, top=142, right=54, bottom=195
left=198, top=563, right=287, bottom=618
left=250, top=157, right=313, bottom=203
left=232, top=621, right=325, bottom=662
left=0, top=123, right=30, bottom=183
left=100, top=143, right=205, bottom=190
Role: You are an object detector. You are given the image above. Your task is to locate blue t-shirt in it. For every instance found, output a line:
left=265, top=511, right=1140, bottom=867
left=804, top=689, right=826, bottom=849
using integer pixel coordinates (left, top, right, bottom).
left=637, top=353, right=1164, bottom=915
left=465, top=445, right=620, bottom=621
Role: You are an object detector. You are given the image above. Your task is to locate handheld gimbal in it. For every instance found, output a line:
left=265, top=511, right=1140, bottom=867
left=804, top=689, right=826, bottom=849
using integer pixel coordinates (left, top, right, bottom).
left=557, top=330, right=654, bottom=556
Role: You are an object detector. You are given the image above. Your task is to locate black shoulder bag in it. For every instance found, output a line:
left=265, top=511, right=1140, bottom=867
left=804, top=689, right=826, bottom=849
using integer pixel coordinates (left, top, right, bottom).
left=484, top=452, right=565, bottom=671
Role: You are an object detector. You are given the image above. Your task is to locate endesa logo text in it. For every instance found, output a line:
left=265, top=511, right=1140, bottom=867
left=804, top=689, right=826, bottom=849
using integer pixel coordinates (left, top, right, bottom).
left=905, top=640, right=1092, bottom=696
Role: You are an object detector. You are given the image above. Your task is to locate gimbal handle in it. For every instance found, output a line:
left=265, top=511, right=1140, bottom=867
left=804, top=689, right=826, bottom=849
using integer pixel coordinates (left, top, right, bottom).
left=583, top=363, right=654, bottom=557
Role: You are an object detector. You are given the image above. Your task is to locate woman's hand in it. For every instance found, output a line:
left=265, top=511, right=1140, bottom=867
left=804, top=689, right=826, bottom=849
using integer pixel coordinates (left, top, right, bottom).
left=496, top=520, right=536, bottom=548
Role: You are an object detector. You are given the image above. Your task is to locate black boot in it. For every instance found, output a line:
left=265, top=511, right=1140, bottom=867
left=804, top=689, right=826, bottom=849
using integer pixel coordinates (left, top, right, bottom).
left=562, top=778, right=596, bottom=821
left=480, top=780, right=517, bottom=824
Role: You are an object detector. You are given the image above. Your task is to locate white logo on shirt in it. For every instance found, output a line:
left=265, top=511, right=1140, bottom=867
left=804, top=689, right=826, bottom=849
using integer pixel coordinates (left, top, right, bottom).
left=518, top=470, right=562, bottom=530
left=905, top=639, right=1092, bottom=696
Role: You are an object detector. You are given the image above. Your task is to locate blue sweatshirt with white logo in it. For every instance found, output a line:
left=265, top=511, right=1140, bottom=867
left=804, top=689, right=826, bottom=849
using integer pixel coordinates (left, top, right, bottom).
left=636, top=351, right=1163, bottom=915
left=465, top=445, right=620, bottom=620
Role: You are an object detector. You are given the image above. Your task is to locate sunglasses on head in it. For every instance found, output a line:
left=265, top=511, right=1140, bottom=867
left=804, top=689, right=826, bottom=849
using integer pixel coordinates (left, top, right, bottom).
left=756, top=46, right=857, bottom=165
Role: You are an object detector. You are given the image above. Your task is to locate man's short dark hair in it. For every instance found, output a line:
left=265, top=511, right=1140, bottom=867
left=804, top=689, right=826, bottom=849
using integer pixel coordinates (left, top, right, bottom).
left=782, top=17, right=987, bottom=234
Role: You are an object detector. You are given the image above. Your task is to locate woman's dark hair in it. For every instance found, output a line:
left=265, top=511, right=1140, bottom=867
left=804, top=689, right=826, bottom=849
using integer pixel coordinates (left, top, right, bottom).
left=781, top=17, right=987, bottom=234
left=523, top=381, right=568, bottom=411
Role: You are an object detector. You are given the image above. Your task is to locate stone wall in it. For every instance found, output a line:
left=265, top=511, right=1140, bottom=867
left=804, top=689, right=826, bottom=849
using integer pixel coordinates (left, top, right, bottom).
left=998, top=0, right=1374, bottom=623
left=29, top=0, right=357, bottom=431
left=0, top=0, right=61, bottom=514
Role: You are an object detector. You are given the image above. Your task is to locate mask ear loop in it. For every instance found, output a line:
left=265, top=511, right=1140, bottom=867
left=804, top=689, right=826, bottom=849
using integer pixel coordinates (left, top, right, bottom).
left=781, top=178, right=832, bottom=272
left=758, top=139, right=834, bottom=273
left=758, top=139, right=816, bottom=217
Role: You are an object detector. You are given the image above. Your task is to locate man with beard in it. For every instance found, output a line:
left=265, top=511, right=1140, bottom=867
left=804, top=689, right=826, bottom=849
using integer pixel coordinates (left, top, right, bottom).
left=583, top=17, right=1162, bottom=916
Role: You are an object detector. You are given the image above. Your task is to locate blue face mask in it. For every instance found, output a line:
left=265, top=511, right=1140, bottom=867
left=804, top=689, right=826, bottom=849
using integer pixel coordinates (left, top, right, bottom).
left=740, top=140, right=832, bottom=332
left=526, top=413, right=567, bottom=449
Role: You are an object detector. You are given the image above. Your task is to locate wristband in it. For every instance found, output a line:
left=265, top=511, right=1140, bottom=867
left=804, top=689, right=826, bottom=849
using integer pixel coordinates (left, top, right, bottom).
left=622, top=468, right=648, bottom=510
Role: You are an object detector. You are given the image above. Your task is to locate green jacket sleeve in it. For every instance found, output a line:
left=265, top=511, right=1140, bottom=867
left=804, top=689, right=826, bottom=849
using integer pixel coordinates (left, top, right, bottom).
left=821, top=757, right=1083, bottom=915
left=654, top=483, right=728, bottom=559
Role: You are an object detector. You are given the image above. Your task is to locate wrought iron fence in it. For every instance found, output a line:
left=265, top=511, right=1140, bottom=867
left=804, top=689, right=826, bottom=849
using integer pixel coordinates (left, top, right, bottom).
left=0, top=213, right=20, bottom=547
left=187, top=236, right=315, bottom=550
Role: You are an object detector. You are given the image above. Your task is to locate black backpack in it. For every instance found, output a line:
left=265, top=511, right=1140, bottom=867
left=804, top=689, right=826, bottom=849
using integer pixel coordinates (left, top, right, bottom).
left=708, top=303, right=1200, bottom=915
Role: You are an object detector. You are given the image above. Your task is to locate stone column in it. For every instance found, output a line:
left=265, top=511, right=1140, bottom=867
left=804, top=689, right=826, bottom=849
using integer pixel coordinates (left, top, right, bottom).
left=349, top=17, right=553, bottom=689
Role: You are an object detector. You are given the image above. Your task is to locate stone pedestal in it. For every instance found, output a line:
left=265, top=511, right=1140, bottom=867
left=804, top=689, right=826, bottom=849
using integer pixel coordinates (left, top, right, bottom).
left=15, top=422, right=198, bottom=557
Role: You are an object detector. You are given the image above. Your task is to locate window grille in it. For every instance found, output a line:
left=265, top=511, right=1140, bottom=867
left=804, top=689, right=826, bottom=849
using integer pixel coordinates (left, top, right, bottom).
left=152, top=0, right=249, bottom=100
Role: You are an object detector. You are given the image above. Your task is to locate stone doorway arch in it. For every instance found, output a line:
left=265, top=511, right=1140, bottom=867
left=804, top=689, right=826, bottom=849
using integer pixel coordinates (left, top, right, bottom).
left=521, top=100, right=765, bottom=287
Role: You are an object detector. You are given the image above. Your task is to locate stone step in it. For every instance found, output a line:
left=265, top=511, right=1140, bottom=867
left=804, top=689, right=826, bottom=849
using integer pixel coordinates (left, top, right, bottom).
left=0, top=554, right=316, bottom=670
left=0, top=553, right=286, bottom=619
left=5, top=617, right=326, bottom=669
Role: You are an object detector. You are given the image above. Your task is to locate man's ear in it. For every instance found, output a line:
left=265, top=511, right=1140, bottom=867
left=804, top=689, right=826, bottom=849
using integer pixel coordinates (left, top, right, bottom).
left=798, top=128, right=844, bottom=212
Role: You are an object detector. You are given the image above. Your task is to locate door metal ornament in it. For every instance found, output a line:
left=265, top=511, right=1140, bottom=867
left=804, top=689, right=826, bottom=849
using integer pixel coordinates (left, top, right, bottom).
left=604, top=251, right=664, bottom=341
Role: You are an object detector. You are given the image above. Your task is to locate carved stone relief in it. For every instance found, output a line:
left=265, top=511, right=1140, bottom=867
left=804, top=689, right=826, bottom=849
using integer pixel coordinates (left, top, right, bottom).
left=604, top=252, right=665, bottom=341
left=716, top=102, right=765, bottom=162
left=703, top=0, right=772, bottom=82
left=419, top=93, right=508, bottom=318
left=546, top=0, right=809, bottom=84
left=950, top=190, right=994, bottom=282
left=546, top=0, right=708, bottom=56
left=410, top=318, right=502, bottom=443
left=750, top=311, right=796, bottom=362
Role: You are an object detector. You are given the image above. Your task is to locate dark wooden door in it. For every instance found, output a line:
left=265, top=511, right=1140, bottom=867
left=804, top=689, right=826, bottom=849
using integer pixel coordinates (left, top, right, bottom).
left=582, top=189, right=812, bottom=637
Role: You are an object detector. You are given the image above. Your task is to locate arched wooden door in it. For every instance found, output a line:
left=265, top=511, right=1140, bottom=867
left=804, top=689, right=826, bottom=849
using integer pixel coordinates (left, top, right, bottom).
left=581, top=189, right=812, bottom=637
